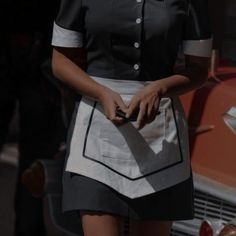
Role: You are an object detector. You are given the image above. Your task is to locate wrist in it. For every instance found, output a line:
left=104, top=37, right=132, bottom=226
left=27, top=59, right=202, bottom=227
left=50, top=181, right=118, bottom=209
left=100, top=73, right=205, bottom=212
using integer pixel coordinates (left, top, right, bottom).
left=153, top=80, right=167, bottom=98
left=96, top=84, right=110, bottom=102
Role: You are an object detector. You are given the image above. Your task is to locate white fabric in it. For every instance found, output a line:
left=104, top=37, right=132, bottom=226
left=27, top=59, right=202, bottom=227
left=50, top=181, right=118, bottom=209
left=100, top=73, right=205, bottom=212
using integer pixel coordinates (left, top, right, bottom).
left=51, top=22, right=83, bottom=48
left=226, top=106, right=236, bottom=118
left=183, top=38, right=213, bottom=57
left=66, top=76, right=191, bottom=198
left=223, top=106, right=236, bottom=134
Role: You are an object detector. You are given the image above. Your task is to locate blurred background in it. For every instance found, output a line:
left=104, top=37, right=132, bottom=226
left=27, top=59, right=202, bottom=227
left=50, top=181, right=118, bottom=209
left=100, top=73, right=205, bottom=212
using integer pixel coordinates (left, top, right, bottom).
left=213, top=0, right=236, bottom=65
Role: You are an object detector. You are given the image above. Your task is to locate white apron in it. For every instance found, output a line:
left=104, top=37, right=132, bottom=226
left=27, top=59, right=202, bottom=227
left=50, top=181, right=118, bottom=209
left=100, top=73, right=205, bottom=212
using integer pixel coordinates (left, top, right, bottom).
left=66, top=76, right=191, bottom=199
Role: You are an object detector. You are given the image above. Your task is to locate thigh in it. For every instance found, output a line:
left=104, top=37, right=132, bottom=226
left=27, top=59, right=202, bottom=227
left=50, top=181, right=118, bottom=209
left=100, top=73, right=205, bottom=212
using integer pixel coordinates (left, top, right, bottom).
left=80, top=211, right=123, bottom=236
left=129, top=219, right=172, bottom=236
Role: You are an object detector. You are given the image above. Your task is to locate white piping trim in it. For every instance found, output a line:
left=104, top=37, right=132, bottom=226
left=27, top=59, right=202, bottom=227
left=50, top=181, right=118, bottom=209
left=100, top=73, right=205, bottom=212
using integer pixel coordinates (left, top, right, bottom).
left=51, top=22, right=83, bottom=48
left=183, top=38, right=213, bottom=57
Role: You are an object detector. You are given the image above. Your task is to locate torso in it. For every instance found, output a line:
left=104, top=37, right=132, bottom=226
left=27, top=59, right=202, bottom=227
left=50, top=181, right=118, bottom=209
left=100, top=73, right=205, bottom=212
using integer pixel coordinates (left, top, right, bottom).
left=81, top=0, right=188, bottom=80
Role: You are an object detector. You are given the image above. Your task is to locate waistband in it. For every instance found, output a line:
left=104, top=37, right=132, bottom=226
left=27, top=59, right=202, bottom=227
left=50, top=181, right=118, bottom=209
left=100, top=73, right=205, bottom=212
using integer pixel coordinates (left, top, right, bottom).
left=90, top=75, right=172, bottom=108
left=91, top=75, right=151, bottom=95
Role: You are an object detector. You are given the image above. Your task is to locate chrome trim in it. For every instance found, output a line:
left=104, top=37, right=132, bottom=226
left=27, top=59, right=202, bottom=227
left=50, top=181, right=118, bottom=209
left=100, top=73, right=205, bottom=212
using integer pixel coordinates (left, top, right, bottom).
left=193, top=173, right=236, bottom=206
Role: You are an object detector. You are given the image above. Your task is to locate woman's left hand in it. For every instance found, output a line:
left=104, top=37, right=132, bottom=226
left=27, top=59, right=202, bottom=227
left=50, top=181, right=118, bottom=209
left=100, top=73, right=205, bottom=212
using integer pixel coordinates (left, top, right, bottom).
left=126, top=82, right=162, bottom=130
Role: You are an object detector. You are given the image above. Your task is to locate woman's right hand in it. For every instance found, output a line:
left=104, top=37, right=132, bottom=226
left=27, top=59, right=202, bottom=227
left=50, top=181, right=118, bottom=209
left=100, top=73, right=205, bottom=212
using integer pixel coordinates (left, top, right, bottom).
left=98, top=87, right=128, bottom=125
left=52, top=48, right=127, bottom=125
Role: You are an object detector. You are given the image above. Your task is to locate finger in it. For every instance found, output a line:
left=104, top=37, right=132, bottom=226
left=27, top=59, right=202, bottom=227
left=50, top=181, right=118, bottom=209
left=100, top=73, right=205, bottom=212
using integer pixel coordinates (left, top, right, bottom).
left=135, top=103, right=147, bottom=129
left=109, top=111, right=124, bottom=124
left=126, top=99, right=138, bottom=118
left=147, top=100, right=155, bottom=119
left=154, top=98, right=160, bottom=112
left=146, top=109, right=156, bottom=124
left=136, top=115, right=147, bottom=130
left=112, top=116, right=124, bottom=125
left=110, top=103, right=127, bottom=125
left=116, top=96, right=128, bottom=112
left=147, top=94, right=160, bottom=119
left=105, top=101, right=118, bottom=120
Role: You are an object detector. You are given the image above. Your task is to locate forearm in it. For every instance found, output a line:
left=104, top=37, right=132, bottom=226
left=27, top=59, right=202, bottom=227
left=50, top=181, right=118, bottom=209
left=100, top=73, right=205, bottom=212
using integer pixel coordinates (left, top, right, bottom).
left=52, top=48, right=106, bottom=101
left=156, top=68, right=208, bottom=97
left=155, top=57, right=209, bottom=97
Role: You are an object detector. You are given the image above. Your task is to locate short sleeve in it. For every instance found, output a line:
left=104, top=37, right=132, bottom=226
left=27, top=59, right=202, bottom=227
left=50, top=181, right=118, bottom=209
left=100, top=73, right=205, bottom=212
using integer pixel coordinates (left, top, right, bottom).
left=51, top=0, right=84, bottom=48
left=182, top=0, right=212, bottom=57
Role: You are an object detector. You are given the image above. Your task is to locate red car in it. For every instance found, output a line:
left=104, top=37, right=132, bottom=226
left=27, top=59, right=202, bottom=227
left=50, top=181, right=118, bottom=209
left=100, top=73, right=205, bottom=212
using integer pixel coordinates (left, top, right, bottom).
left=172, top=66, right=236, bottom=236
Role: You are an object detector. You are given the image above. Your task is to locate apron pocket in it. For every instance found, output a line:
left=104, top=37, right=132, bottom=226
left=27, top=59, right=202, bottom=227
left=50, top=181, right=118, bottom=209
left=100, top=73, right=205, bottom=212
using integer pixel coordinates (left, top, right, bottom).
left=82, top=98, right=182, bottom=179
left=100, top=109, right=166, bottom=158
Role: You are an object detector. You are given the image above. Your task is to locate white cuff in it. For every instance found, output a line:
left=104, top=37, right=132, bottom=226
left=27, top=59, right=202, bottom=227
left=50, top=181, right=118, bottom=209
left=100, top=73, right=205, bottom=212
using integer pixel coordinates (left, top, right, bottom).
left=51, top=22, right=83, bottom=48
left=183, top=38, right=212, bottom=57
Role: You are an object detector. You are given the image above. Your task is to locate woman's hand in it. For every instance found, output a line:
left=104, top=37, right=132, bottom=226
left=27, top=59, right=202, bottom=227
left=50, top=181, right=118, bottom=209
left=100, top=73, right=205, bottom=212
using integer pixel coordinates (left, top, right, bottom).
left=126, top=82, right=162, bottom=130
left=98, top=87, right=128, bottom=125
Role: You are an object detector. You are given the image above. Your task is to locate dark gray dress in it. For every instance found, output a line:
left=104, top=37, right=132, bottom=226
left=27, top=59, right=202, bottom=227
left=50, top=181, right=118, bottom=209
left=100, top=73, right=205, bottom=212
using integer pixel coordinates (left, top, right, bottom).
left=52, top=0, right=212, bottom=220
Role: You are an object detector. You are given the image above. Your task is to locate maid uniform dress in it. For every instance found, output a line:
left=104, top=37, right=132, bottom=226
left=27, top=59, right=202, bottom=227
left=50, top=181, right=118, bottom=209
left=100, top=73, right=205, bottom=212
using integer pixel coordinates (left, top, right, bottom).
left=52, top=0, right=212, bottom=220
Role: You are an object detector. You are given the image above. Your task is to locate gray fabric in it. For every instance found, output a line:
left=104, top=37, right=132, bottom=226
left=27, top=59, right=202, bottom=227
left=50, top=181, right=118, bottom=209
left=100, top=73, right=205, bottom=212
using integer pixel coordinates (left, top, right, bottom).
left=63, top=172, right=194, bottom=220
left=53, top=0, right=212, bottom=80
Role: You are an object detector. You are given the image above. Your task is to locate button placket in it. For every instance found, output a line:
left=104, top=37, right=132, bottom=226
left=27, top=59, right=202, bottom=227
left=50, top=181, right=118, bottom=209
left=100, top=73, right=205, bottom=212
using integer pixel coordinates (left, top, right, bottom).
left=134, top=42, right=140, bottom=48
left=133, top=64, right=140, bottom=70
left=136, top=18, right=141, bottom=24
left=133, top=0, right=144, bottom=73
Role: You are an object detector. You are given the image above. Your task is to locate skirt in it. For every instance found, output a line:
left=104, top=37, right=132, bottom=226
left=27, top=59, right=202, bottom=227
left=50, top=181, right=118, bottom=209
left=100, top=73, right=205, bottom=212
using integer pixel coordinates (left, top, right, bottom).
left=62, top=171, right=194, bottom=221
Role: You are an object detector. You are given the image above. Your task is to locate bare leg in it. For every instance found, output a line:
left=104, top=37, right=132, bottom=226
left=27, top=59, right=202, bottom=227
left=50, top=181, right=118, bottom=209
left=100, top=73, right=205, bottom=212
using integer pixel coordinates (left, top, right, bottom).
left=80, top=211, right=123, bottom=236
left=129, top=219, right=172, bottom=236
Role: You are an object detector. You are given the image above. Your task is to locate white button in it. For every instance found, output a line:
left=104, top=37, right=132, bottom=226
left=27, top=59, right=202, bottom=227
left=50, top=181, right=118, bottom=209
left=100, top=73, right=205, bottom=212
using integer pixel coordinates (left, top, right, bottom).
left=133, top=64, right=139, bottom=70
left=134, top=42, right=140, bottom=48
left=136, top=0, right=142, bottom=2
left=136, top=18, right=141, bottom=24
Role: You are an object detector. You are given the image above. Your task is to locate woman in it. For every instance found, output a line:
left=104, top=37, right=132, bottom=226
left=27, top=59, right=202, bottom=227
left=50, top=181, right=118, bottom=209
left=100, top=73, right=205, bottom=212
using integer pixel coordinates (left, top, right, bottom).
left=51, top=0, right=212, bottom=235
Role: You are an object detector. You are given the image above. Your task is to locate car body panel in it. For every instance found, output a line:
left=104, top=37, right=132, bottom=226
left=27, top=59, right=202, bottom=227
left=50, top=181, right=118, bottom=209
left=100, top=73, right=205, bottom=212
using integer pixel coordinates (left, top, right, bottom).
left=180, top=66, right=236, bottom=188
left=172, top=66, right=236, bottom=235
